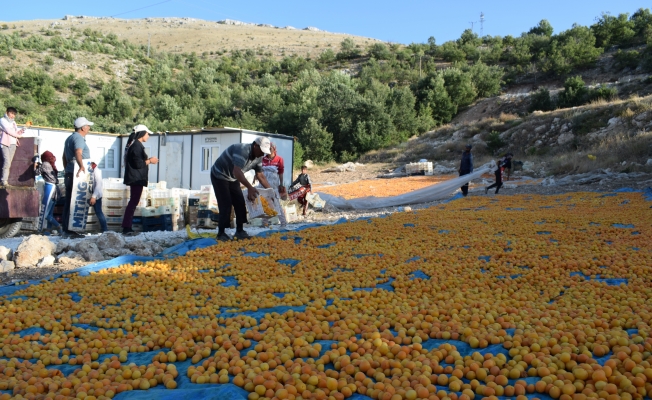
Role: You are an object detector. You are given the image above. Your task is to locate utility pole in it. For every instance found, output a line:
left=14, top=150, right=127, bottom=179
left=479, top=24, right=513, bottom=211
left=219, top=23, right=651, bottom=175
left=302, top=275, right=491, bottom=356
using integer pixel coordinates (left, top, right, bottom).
left=147, top=34, right=151, bottom=57
left=469, top=21, right=475, bottom=32
left=480, top=12, right=485, bottom=36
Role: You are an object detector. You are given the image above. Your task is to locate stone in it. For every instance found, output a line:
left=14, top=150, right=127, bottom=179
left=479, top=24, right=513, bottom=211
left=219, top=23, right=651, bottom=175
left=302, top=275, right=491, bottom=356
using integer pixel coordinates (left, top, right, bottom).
left=0, top=246, right=12, bottom=261
left=37, top=256, right=56, bottom=268
left=304, top=160, right=314, bottom=169
left=608, top=117, right=621, bottom=127
left=57, top=251, right=84, bottom=264
left=557, top=133, right=575, bottom=145
left=134, top=248, right=153, bottom=257
left=646, top=159, right=652, bottom=166
left=102, top=248, right=134, bottom=258
left=96, top=231, right=126, bottom=250
left=55, top=239, right=71, bottom=254
left=126, top=239, right=147, bottom=251
left=522, top=161, right=535, bottom=172
left=0, top=260, right=15, bottom=273
left=15, top=235, right=56, bottom=268
left=534, top=125, right=548, bottom=134
left=74, top=242, right=105, bottom=262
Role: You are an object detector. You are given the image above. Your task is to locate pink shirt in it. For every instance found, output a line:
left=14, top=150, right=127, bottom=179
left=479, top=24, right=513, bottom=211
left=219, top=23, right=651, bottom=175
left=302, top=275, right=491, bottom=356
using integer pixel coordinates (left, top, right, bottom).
left=0, top=116, right=22, bottom=147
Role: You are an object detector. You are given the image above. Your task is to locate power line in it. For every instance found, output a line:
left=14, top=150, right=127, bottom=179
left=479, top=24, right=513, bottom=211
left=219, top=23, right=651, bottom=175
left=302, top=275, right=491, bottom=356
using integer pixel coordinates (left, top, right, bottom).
left=111, top=0, right=174, bottom=18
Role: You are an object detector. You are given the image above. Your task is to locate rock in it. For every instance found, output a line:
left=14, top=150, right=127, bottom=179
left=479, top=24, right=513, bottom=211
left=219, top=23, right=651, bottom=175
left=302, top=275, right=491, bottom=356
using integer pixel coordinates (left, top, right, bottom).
left=560, top=123, right=571, bottom=133
left=535, top=140, right=543, bottom=147
left=126, top=239, right=147, bottom=251
left=304, top=160, right=314, bottom=169
left=557, top=133, right=575, bottom=145
left=96, top=232, right=126, bottom=251
left=0, top=260, right=15, bottom=273
left=57, top=251, right=84, bottom=264
left=433, top=164, right=457, bottom=175
left=55, top=239, right=72, bottom=254
left=15, top=235, right=56, bottom=268
left=37, top=256, right=55, bottom=268
left=102, top=248, right=134, bottom=258
left=0, top=246, right=13, bottom=261
left=534, top=125, right=548, bottom=134
left=148, top=242, right=163, bottom=255
left=622, top=161, right=628, bottom=166
left=522, top=161, right=535, bottom=172
left=553, top=118, right=560, bottom=123
left=74, top=242, right=105, bottom=262
left=646, top=159, right=652, bottom=166
left=608, top=117, right=621, bottom=127
left=134, top=248, right=153, bottom=257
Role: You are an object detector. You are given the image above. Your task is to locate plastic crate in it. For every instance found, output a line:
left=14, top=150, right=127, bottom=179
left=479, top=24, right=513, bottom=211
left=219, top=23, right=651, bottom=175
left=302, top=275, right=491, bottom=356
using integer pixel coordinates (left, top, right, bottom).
left=142, top=214, right=173, bottom=232
left=103, top=207, right=125, bottom=216
left=197, top=218, right=218, bottom=229
left=104, top=188, right=128, bottom=199
left=104, top=178, right=127, bottom=190
left=106, top=216, right=124, bottom=224
left=104, top=198, right=128, bottom=207
left=140, top=207, right=157, bottom=218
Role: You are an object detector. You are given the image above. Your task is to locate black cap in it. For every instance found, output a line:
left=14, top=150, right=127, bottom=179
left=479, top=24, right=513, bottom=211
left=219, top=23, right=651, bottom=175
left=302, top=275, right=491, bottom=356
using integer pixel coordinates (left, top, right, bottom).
left=465, top=144, right=472, bottom=149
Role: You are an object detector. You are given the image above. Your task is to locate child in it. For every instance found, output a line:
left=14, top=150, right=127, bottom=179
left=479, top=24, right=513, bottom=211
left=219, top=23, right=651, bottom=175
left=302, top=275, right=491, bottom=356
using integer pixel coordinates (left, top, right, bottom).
left=35, top=151, right=62, bottom=235
left=88, top=160, right=109, bottom=233
left=290, top=165, right=312, bottom=216
left=485, top=160, right=504, bottom=195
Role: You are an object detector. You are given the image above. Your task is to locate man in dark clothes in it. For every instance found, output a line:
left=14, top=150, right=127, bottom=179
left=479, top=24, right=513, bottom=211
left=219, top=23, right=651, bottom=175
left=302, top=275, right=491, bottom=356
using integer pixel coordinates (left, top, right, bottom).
left=485, top=160, right=504, bottom=195
left=502, top=153, right=513, bottom=181
left=210, top=137, right=272, bottom=242
left=458, top=144, right=473, bottom=197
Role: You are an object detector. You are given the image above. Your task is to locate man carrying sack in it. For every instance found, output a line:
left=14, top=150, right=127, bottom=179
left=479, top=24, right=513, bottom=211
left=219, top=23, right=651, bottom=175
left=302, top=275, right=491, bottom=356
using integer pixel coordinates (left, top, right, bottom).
left=210, top=137, right=273, bottom=242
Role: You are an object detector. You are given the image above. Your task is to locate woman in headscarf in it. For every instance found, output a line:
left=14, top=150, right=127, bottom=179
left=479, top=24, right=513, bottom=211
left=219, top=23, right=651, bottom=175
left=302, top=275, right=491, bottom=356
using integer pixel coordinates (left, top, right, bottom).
left=122, top=124, right=158, bottom=236
left=35, top=150, right=62, bottom=235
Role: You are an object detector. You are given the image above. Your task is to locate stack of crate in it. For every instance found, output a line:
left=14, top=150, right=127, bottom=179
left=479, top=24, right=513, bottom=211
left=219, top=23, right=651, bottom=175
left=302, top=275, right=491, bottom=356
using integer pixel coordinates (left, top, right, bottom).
left=405, top=161, right=434, bottom=176
left=102, top=178, right=147, bottom=232
left=196, top=185, right=218, bottom=229
left=140, top=188, right=188, bottom=231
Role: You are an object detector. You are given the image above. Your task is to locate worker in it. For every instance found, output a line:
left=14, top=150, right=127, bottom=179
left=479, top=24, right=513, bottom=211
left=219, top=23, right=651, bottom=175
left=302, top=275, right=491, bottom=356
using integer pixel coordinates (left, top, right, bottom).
left=501, top=152, right=513, bottom=181
left=458, top=144, right=473, bottom=197
left=210, top=137, right=272, bottom=242
left=62, top=117, right=92, bottom=236
left=88, top=160, right=109, bottom=233
left=262, top=142, right=287, bottom=199
left=0, top=107, right=26, bottom=187
left=122, top=124, right=158, bottom=236
left=34, top=151, right=62, bottom=235
left=290, top=165, right=312, bottom=216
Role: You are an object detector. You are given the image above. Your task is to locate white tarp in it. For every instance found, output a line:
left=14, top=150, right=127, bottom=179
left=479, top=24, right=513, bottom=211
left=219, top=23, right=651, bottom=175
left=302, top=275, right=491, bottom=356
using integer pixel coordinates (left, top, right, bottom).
left=317, top=163, right=494, bottom=210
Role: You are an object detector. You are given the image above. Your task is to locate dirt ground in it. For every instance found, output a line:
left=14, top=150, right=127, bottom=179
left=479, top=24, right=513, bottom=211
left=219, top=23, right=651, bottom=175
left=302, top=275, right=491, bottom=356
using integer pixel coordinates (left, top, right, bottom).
left=2, top=17, right=379, bottom=58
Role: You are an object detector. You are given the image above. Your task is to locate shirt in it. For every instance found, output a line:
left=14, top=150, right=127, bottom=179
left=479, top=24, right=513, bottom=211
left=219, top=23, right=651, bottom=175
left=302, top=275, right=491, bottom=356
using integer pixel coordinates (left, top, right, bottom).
left=90, top=166, right=103, bottom=199
left=292, top=173, right=312, bottom=188
left=0, top=116, right=22, bottom=147
left=262, top=154, right=285, bottom=175
left=64, top=132, right=90, bottom=174
left=459, top=151, right=474, bottom=175
left=35, top=161, right=58, bottom=184
left=211, top=143, right=263, bottom=182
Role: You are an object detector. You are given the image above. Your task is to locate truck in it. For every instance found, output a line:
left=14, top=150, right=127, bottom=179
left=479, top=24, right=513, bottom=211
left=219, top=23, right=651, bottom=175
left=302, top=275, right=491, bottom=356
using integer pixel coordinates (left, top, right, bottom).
left=0, top=137, right=41, bottom=238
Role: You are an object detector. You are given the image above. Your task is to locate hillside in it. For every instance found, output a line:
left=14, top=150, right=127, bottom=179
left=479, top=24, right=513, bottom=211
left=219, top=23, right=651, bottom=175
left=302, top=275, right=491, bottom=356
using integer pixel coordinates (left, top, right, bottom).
left=1, top=8, right=651, bottom=169
left=1, top=16, right=378, bottom=57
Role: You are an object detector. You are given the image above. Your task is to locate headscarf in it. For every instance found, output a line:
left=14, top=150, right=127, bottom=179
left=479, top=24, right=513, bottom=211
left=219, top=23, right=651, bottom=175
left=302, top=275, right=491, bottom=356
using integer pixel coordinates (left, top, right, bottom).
left=41, top=151, right=58, bottom=176
left=4, top=113, right=14, bottom=122
left=124, top=129, right=148, bottom=164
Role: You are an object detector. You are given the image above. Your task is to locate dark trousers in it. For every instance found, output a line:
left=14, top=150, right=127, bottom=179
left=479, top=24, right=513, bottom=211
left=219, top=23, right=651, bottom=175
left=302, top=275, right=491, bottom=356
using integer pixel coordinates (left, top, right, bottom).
left=487, top=181, right=503, bottom=194
left=62, top=173, right=74, bottom=232
left=459, top=172, right=470, bottom=196
left=122, top=185, right=143, bottom=229
left=211, top=174, right=247, bottom=233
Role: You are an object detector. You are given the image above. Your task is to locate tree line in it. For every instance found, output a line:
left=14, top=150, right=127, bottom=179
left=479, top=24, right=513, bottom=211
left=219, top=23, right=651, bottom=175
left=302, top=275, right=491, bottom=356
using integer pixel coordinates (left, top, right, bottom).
left=0, top=8, right=650, bottom=162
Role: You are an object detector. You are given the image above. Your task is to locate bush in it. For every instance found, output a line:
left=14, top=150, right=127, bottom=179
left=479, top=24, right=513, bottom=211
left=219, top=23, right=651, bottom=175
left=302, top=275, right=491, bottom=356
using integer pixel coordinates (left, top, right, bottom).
left=588, top=85, right=617, bottom=102
left=529, top=88, right=555, bottom=112
left=368, top=43, right=392, bottom=60
left=614, top=49, right=640, bottom=69
left=558, top=76, right=589, bottom=108
left=318, top=49, right=336, bottom=64
left=486, top=131, right=506, bottom=155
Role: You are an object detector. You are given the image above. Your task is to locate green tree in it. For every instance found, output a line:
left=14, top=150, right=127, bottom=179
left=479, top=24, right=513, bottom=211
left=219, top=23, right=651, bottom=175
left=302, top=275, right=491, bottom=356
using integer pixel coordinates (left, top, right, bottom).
left=368, top=43, right=392, bottom=60
left=557, top=76, right=588, bottom=108
left=528, top=20, right=554, bottom=37
left=591, top=12, right=636, bottom=47
left=415, top=73, right=456, bottom=125
left=441, top=68, right=477, bottom=108
left=528, top=88, right=555, bottom=112
left=300, top=117, right=333, bottom=162
left=468, top=62, right=503, bottom=98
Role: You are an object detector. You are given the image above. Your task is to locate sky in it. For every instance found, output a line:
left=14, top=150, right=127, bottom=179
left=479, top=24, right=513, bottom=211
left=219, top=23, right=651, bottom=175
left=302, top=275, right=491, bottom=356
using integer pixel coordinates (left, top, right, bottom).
left=1, top=0, right=648, bottom=44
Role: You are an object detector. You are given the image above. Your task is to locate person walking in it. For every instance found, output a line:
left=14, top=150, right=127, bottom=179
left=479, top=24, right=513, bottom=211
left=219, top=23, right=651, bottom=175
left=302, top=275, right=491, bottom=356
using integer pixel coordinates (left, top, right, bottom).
left=210, top=137, right=272, bottom=242
left=122, top=125, right=157, bottom=236
left=35, top=151, right=62, bottom=235
left=0, top=107, right=26, bottom=187
left=501, top=153, right=513, bottom=181
left=458, top=144, right=474, bottom=197
left=485, top=160, right=504, bottom=195
left=290, top=166, right=313, bottom=216
left=88, top=160, right=109, bottom=233
left=62, top=117, right=92, bottom=235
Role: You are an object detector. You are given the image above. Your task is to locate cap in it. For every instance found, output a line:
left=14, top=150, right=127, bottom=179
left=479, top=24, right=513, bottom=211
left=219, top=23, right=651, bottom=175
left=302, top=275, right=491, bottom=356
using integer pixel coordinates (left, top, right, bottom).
left=465, top=144, right=473, bottom=149
left=133, top=124, right=153, bottom=134
left=74, top=117, right=94, bottom=128
left=255, top=136, right=271, bottom=155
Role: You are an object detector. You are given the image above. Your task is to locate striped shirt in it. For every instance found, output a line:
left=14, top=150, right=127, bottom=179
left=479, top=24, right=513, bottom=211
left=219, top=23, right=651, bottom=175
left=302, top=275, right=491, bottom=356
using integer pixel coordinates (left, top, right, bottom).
left=211, top=143, right=263, bottom=182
